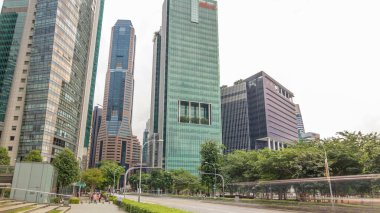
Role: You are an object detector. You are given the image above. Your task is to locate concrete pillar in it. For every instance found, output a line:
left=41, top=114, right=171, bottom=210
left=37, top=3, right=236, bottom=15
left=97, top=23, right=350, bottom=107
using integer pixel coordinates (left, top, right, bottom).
left=281, top=142, right=284, bottom=149
left=268, top=138, right=271, bottom=150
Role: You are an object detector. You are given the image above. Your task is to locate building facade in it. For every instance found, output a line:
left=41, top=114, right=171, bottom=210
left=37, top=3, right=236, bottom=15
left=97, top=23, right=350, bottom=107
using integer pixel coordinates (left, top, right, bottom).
left=0, top=0, right=103, bottom=164
left=148, top=0, right=222, bottom=175
left=88, top=106, right=102, bottom=168
left=221, top=82, right=251, bottom=153
left=221, top=71, right=298, bottom=153
left=95, top=20, right=140, bottom=168
left=295, top=104, right=305, bottom=141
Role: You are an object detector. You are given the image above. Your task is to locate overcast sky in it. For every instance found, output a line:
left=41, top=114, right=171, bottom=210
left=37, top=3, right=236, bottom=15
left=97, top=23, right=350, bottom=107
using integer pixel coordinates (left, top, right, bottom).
left=1, top=0, right=379, bottom=142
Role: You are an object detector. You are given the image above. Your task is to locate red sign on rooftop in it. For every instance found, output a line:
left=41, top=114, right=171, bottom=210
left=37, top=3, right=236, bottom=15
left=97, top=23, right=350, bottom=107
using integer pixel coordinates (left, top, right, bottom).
left=199, top=1, right=217, bottom=10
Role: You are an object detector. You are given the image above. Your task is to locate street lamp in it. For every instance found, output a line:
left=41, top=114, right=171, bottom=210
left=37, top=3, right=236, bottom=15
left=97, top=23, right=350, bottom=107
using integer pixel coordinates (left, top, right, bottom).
left=138, top=141, right=150, bottom=202
left=106, top=167, right=117, bottom=194
left=204, top=162, right=217, bottom=198
left=320, top=141, right=335, bottom=208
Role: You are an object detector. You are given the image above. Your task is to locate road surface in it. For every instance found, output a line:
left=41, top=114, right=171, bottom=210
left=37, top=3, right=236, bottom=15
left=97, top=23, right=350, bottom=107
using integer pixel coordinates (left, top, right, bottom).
left=122, top=195, right=301, bottom=213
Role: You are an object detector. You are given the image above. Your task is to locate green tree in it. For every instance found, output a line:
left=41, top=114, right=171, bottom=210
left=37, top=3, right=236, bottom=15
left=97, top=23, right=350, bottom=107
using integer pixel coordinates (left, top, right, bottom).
left=0, top=147, right=10, bottom=165
left=128, top=172, right=150, bottom=192
left=99, top=161, right=125, bottom=189
left=52, top=148, right=80, bottom=190
left=149, top=170, right=173, bottom=193
left=23, top=150, right=43, bottom=162
left=199, top=140, right=224, bottom=195
left=222, top=150, right=260, bottom=182
left=81, top=168, right=105, bottom=193
left=171, top=169, right=200, bottom=195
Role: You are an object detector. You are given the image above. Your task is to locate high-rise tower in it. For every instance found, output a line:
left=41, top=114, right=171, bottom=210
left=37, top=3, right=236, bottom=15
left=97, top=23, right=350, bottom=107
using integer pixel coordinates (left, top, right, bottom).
left=0, top=0, right=103, bottom=164
left=149, top=0, right=222, bottom=175
left=95, top=20, right=140, bottom=168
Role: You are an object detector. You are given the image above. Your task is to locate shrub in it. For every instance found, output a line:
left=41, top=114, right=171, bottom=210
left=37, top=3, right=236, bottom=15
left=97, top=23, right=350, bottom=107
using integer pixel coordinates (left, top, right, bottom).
left=69, top=197, right=80, bottom=204
left=109, top=195, right=117, bottom=203
left=118, top=198, right=190, bottom=213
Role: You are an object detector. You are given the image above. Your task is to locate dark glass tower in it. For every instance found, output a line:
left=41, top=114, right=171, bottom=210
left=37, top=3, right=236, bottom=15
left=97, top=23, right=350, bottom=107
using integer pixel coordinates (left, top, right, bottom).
left=88, top=106, right=102, bottom=168
left=95, top=20, right=140, bottom=168
left=221, top=71, right=298, bottom=153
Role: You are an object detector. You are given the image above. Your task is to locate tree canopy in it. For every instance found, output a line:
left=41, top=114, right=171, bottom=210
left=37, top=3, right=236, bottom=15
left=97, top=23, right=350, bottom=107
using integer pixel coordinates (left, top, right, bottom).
left=81, top=168, right=105, bottom=193
left=99, top=160, right=125, bottom=188
left=0, top=147, right=10, bottom=165
left=23, top=150, right=43, bottom=162
left=52, top=148, right=80, bottom=189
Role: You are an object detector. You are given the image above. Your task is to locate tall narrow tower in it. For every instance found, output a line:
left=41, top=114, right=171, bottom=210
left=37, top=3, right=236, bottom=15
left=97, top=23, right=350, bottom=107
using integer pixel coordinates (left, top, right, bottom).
left=149, top=0, right=222, bottom=175
left=95, top=20, right=140, bottom=168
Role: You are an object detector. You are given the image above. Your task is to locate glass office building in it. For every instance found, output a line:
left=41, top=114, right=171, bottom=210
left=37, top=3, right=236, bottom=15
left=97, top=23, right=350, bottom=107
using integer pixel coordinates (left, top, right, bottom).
left=13, top=0, right=103, bottom=162
left=95, top=20, right=140, bottom=168
left=221, top=72, right=298, bottom=153
left=150, top=0, right=222, bottom=175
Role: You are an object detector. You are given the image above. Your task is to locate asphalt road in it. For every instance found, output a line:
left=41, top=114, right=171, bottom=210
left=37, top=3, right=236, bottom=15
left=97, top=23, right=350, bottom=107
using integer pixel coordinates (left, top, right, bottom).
left=123, top=195, right=301, bottom=213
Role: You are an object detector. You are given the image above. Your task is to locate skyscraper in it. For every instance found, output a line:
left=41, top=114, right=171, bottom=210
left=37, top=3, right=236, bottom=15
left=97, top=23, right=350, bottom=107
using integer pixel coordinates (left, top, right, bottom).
left=221, top=71, right=298, bottom=153
left=295, top=104, right=305, bottom=141
left=88, top=106, right=102, bottom=168
left=0, top=0, right=103, bottom=164
left=149, top=0, right=222, bottom=175
left=95, top=20, right=140, bottom=168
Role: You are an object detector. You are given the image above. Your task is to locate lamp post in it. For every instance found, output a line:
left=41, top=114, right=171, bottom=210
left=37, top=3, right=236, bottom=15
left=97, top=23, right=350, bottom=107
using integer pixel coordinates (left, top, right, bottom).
left=205, top=162, right=217, bottom=198
left=320, top=142, right=334, bottom=208
left=138, top=141, right=150, bottom=202
left=200, top=171, right=225, bottom=197
left=106, top=167, right=117, bottom=194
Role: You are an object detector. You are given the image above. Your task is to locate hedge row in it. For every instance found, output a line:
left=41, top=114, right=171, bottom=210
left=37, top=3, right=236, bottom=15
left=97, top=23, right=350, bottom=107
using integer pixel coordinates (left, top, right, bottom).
left=117, top=198, right=190, bottom=213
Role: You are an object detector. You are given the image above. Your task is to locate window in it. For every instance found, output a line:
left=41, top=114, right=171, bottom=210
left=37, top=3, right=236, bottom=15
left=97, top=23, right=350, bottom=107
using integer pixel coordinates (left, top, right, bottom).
left=12, top=126, right=16, bottom=131
left=24, top=61, right=29, bottom=65
left=179, top=100, right=211, bottom=125
left=10, top=136, right=15, bottom=141
left=21, top=78, right=26, bottom=83
left=22, top=69, right=27, bottom=74
left=19, top=88, right=24, bottom=92
left=14, top=116, right=19, bottom=121
left=15, top=106, right=21, bottom=111
left=8, top=147, right=13, bottom=152
left=17, top=97, right=22, bottom=101
left=191, top=0, right=199, bottom=23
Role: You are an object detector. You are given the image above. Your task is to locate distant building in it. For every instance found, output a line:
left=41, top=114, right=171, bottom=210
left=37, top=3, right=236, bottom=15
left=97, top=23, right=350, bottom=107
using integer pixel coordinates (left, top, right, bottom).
left=301, top=132, right=321, bottom=142
left=95, top=20, right=140, bottom=169
left=295, top=104, right=305, bottom=141
left=88, top=106, right=102, bottom=168
left=142, top=120, right=149, bottom=164
left=221, top=71, right=298, bottom=153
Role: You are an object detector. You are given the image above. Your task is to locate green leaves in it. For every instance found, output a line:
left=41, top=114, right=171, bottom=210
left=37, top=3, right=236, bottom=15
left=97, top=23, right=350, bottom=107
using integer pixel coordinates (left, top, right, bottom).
left=52, top=148, right=80, bottom=188
left=23, top=150, right=43, bottom=162
left=0, top=147, right=10, bottom=165
left=81, top=168, right=105, bottom=192
left=99, top=160, right=125, bottom=187
left=221, top=131, right=380, bottom=184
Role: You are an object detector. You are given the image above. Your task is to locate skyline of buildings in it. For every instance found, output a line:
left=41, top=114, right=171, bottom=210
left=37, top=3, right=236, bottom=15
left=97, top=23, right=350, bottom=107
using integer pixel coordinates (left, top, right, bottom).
left=94, top=20, right=141, bottom=168
left=0, top=0, right=103, bottom=164
left=0, top=0, right=321, bottom=172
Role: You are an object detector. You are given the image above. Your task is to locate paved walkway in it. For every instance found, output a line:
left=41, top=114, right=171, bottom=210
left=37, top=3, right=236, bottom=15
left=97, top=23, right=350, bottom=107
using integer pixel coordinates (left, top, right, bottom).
left=68, top=203, right=125, bottom=213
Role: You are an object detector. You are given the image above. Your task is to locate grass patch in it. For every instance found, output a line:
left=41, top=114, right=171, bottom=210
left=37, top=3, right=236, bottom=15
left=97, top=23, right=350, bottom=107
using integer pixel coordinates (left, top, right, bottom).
left=3, top=206, right=35, bottom=213
left=48, top=210, right=62, bottom=213
left=117, top=198, right=190, bottom=213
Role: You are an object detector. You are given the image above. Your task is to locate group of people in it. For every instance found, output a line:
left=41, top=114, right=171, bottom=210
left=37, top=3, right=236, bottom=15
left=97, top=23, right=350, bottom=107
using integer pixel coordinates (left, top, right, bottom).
left=89, top=192, right=109, bottom=203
